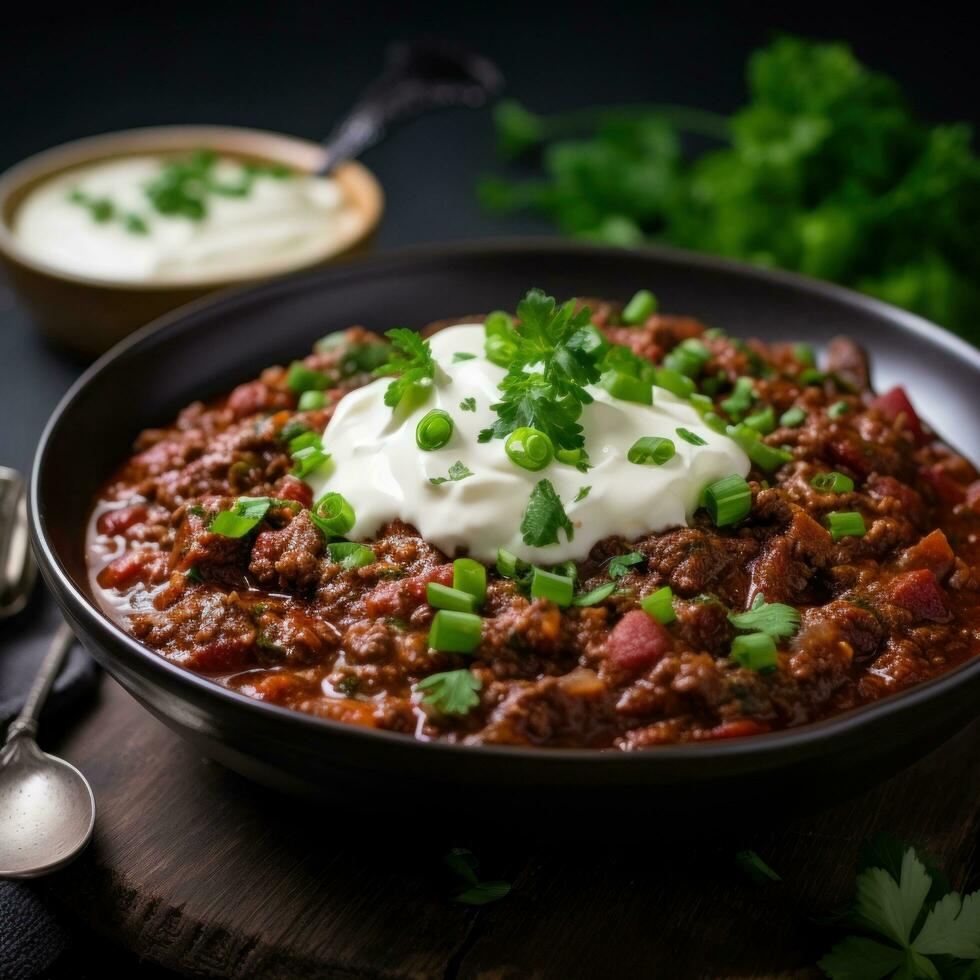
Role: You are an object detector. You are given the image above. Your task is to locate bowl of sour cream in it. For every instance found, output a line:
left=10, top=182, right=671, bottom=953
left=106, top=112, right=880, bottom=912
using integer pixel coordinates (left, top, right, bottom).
left=0, top=125, right=383, bottom=355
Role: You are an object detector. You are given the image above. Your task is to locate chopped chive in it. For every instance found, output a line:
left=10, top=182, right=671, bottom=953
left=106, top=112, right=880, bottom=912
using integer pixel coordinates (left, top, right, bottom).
left=641, top=585, right=676, bottom=624
left=703, top=412, right=728, bottom=434
left=428, top=610, right=483, bottom=654
left=327, top=541, right=376, bottom=569
left=731, top=631, right=778, bottom=671
left=622, top=289, right=658, bottom=325
left=704, top=474, right=752, bottom=526
left=826, top=511, right=867, bottom=542
left=452, top=352, right=477, bottom=362
left=574, top=485, right=591, bottom=502
left=721, top=377, right=756, bottom=418
left=663, top=340, right=710, bottom=379
left=416, top=409, right=454, bottom=451
left=628, top=436, right=675, bottom=466
left=453, top=558, right=487, bottom=606
left=530, top=567, right=574, bottom=606
left=496, top=549, right=522, bottom=580
left=655, top=367, right=696, bottom=399
left=811, top=471, right=855, bottom=494
left=793, top=343, right=816, bottom=369
left=505, top=427, right=555, bottom=471
left=689, top=392, right=713, bottom=415
left=779, top=406, right=806, bottom=428
left=297, top=390, right=328, bottom=411
left=726, top=423, right=793, bottom=473
left=310, top=492, right=355, bottom=537
left=572, top=582, right=616, bottom=606
left=798, top=368, right=826, bottom=386
left=599, top=370, right=653, bottom=405
left=828, top=400, right=851, bottom=419
left=743, top=405, right=776, bottom=435
left=291, top=443, right=330, bottom=479
left=286, top=361, right=329, bottom=393
left=427, top=582, right=479, bottom=613
left=676, top=427, right=707, bottom=447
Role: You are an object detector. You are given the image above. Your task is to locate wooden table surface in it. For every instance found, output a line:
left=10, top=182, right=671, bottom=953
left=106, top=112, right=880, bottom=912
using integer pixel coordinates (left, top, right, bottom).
left=43, top=676, right=980, bottom=980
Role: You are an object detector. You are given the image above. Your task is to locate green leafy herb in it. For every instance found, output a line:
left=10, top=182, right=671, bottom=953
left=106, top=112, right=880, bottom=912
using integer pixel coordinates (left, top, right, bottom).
left=444, top=848, right=511, bottom=906
left=818, top=838, right=980, bottom=980
left=209, top=495, right=297, bottom=538
left=520, top=479, right=574, bottom=547
left=459, top=397, right=477, bottom=412
left=728, top=593, right=801, bottom=639
left=574, top=485, right=592, bottom=502
left=429, top=461, right=474, bottom=485
left=417, top=670, right=482, bottom=715
left=572, top=582, right=616, bottom=606
left=608, top=552, right=644, bottom=579
left=479, top=288, right=604, bottom=454
left=453, top=352, right=477, bottom=362
left=675, top=427, right=707, bottom=446
left=735, top=850, right=782, bottom=885
left=373, top=328, right=436, bottom=409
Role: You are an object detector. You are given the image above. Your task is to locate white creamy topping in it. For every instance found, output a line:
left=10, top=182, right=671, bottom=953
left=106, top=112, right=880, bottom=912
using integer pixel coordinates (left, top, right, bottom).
left=13, top=155, right=361, bottom=283
left=308, top=324, right=750, bottom=564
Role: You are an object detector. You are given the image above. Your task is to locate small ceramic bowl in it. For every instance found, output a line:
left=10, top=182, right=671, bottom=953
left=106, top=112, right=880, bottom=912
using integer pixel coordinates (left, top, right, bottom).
left=0, top=125, right=384, bottom=357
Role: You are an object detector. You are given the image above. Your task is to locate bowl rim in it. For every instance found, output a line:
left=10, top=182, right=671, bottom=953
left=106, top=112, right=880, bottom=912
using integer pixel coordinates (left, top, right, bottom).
left=30, top=236, right=980, bottom=766
left=0, top=123, right=384, bottom=292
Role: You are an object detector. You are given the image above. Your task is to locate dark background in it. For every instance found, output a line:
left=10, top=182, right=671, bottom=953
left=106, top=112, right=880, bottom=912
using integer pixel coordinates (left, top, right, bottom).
left=1, top=3, right=976, bottom=976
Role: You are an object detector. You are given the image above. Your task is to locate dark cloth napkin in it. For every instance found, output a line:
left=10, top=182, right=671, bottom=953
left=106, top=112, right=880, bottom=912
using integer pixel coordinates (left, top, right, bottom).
left=0, top=591, right=100, bottom=980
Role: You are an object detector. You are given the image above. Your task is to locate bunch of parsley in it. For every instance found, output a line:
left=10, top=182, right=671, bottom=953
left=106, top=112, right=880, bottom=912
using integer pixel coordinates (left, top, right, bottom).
left=479, top=37, right=980, bottom=345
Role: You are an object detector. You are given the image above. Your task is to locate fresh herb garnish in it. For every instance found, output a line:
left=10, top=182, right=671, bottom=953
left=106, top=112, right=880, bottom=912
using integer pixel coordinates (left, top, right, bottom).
left=373, top=328, right=436, bottom=409
left=444, top=848, right=511, bottom=906
left=520, top=479, right=574, bottom=547
left=459, top=397, right=477, bottom=412
left=728, top=594, right=801, bottom=639
left=574, top=485, right=592, bottom=502
left=735, top=850, right=782, bottom=885
left=818, top=837, right=980, bottom=980
left=608, top=552, right=644, bottom=579
left=453, top=352, right=477, bottom=362
left=675, top=427, right=708, bottom=446
left=572, top=582, right=616, bottom=606
left=429, top=461, right=474, bottom=485
left=417, top=670, right=482, bottom=714
left=479, top=289, right=603, bottom=456
left=209, top=496, right=298, bottom=538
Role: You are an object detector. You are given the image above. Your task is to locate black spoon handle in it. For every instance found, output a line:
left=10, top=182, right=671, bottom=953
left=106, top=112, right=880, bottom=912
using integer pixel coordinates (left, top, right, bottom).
left=318, top=39, right=504, bottom=174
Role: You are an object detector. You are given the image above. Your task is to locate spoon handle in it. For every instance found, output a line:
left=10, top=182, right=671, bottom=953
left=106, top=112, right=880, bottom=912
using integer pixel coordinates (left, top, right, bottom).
left=318, top=39, right=503, bottom=174
left=5, top=623, right=76, bottom=744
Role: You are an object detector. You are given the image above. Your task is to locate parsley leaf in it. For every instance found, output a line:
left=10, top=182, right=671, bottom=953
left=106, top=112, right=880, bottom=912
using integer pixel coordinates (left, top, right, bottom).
left=429, top=461, right=474, bottom=486
left=728, top=593, right=801, bottom=639
left=574, top=485, right=592, bottom=502
left=608, top=551, right=644, bottom=579
left=417, top=670, right=482, bottom=715
left=443, top=848, right=511, bottom=906
left=479, top=288, right=604, bottom=454
left=373, top=328, right=436, bottom=409
left=459, top=397, right=477, bottom=412
left=520, top=479, right=574, bottom=547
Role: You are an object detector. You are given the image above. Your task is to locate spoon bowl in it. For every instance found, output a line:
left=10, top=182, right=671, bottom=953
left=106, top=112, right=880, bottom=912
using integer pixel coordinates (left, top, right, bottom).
left=0, top=735, right=95, bottom=878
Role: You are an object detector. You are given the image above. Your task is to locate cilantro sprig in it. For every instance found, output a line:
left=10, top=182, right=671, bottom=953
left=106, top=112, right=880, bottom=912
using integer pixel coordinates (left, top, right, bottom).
left=479, top=289, right=604, bottom=456
left=819, top=836, right=980, bottom=980
left=417, top=670, right=482, bottom=715
left=429, top=461, right=474, bottom=486
left=373, top=328, right=436, bottom=409
left=520, top=479, right=574, bottom=547
left=729, top=594, right=801, bottom=639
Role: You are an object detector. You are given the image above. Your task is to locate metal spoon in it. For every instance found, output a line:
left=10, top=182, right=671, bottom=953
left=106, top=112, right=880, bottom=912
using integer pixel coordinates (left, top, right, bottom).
left=318, top=39, right=503, bottom=174
left=0, top=624, right=96, bottom=878
left=0, top=466, right=37, bottom=619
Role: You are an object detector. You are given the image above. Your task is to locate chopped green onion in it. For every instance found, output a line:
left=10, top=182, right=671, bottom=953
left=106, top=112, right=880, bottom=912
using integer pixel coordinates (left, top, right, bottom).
left=327, top=541, right=376, bottom=569
left=505, top=427, right=555, bottom=471
left=743, top=405, right=776, bottom=435
left=483, top=310, right=518, bottom=367
left=641, top=585, right=676, bottom=624
left=735, top=850, right=782, bottom=885
left=572, top=582, right=616, bottom=606
left=798, top=368, right=825, bottom=386
left=627, top=436, right=675, bottom=466
left=574, top=485, right=591, bottom=502
left=721, top=377, right=756, bottom=418
left=209, top=496, right=273, bottom=537
left=428, top=610, right=482, bottom=654
left=703, top=412, right=727, bottom=434
left=703, top=474, right=752, bottom=526
left=599, top=370, right=653, bottom=405
left=811, top=471, right=855, bottom=494
left=427, top=582, right=479, bottom=613
left=416, top=409, right=454, bottom=451
left=530, top=567, right=574, bottom=606
left=622, top=289, right=658, bottom=325
left=828, top=400, right=851, bottom=419
left=654, top=368, right=695, bottom=399
left=286, top=361, right=329, bottom=393
left=452, top=352, right=476, bottom=362
left=291, top=443, right=330, bottom=479
left=310, top=492, right=355, bottom=537
left=496, top=549, right=521, bottom=579
left=557, top=447, right=589, bottom=469
left=731, top=632, right=778, bottom=672
left=298, top=390, right=328, bottom=411
left=689, top=392, right=713, bottom=415
left=826, top=511, right=867, bottom=542
left=726, top=423, right=794, bottom=473
left=453, top=558, right=487, bottom=605
left=675, top=427, right=707, bottom=447
left=793, top=343, right=816, bottom=368
left=779, top=406, right=806, bottom=428
left=663, top=339, right=710, bottom=379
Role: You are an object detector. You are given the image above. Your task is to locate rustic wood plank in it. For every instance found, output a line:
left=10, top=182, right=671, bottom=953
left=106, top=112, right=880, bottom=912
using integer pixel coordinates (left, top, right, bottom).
left=45, top=678, right=979, bottom=980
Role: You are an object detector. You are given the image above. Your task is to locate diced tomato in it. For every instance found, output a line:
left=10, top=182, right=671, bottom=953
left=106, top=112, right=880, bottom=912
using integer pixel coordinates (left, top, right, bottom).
left=98, top=549, right=167, bottom=590
left=920, top=464, right=966, bottom=505
left=276, top=476, right=313, bottom=508
left=898, top=529, right=955, bottom=580
left=97, top=504, right=148, bottom=537
left=606, top=610, right=673, bottom=672
left=828, top=437, right=873, bottom=478
left=706, top=718, right=771, bottom=740
left=869, top=386, right=926, bottom=446
left=364, top=564, right=454, bottom=618
left=886, top=569, right=949, bottom=622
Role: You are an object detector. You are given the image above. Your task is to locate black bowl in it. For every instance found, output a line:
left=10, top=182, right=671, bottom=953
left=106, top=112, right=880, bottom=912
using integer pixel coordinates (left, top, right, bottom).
left=30, top=240, right=980, bottom=815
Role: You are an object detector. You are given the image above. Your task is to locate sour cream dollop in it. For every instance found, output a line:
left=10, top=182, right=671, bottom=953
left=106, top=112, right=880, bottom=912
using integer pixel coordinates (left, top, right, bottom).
left=13, top=155, right=362, bottom=283
left=308, top=324, right=750, bottom=564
